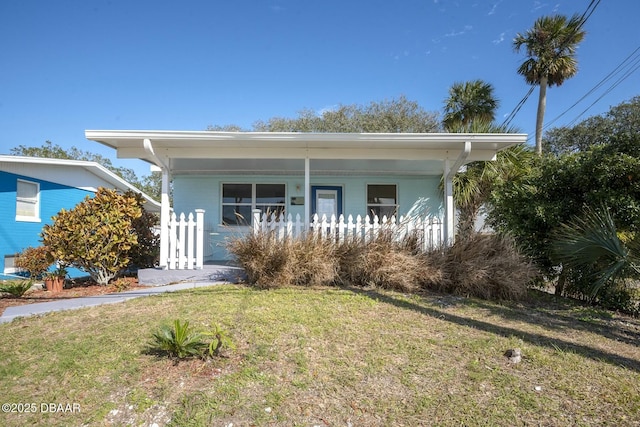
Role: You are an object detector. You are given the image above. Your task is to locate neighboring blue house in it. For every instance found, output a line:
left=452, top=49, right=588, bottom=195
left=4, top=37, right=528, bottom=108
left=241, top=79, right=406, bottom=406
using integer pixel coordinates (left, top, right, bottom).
left=86, top=130, right=527, bottom=268
left=0, top=155, right=160, bottom=276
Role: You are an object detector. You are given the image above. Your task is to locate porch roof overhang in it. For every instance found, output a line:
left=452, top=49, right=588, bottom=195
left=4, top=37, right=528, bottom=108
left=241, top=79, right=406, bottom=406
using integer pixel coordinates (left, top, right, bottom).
left=85, top=130, right=527, bottom=175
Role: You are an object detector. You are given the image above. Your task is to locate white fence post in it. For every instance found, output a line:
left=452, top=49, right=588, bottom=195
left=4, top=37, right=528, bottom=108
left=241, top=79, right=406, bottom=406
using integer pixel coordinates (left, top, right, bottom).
left=168, top=212, right=178, bottom=270
left=244, top=212, right=444, bottom=252
left=187, top=212, right=195, bottom=269
left=195, top=209, right=205, bottom=269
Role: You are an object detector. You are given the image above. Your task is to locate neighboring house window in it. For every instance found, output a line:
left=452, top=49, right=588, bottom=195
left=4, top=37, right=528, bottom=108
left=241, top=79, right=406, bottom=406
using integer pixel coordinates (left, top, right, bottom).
left=222, top=183, right=286, bottom=225
left=16, top=179, right=40, bottom=222
left=4, top=255, right=17, bottom=275
left=367, top=184, right=397, bottom=219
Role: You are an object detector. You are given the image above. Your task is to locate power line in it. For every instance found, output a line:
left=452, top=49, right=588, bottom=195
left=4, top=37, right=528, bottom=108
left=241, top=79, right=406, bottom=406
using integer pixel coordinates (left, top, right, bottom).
left=542, top=46, right=640, bottom=130
left=504, top=0, right=601, bottom=134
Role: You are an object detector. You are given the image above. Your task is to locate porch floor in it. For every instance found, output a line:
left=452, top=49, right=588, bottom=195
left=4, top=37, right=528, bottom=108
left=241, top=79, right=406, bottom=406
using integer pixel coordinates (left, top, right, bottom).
left=138, top=261, right=246, bottom=286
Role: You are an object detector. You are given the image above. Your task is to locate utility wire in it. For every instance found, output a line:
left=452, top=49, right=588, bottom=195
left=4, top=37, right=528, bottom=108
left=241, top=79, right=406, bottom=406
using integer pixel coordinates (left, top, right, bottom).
left=504, top=0, right=601, bottom=133
left=542, top=45, right=640, bottom=130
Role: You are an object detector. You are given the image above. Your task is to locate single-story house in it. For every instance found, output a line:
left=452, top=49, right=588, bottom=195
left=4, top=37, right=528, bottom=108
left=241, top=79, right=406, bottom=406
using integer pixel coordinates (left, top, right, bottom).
left=85, top=130, right=527, bottom=269
left=0, top=155, right=160, bottom=276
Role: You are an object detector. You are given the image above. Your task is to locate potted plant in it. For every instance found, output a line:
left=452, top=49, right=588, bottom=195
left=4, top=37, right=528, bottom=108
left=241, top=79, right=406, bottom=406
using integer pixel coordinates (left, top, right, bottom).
left=44, top=266, right=67, bottom=293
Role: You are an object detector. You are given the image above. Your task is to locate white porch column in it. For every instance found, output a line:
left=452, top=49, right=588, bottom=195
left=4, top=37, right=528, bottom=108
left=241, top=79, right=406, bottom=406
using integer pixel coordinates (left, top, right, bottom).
left=159, top=167, right=171, bottom=269
left=304, top=156, right=310, bottom=230
left=443, top=160, right=455, bottom=245
left=443, top=141, right=472, bottom=244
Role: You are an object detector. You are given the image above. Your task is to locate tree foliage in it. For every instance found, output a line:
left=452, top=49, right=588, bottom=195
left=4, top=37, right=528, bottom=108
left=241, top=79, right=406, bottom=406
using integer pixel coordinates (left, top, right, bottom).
left=543, top=96, right=640, bottom=155
left=489, top=99, right=640, bottom=298
left=252, top=96, right=440, bottom=133
left=442, top=80, right=499, bottom=132
left=11, top=140, right=161, bottom=201
left=41, top=188, right=157, bottom=285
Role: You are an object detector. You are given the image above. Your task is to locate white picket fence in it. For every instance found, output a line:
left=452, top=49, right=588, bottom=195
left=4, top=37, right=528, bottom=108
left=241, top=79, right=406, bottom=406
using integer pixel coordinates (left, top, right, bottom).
left=167, top=209, right=205, bottom=269
left=252, top=210, right=443, bottom=251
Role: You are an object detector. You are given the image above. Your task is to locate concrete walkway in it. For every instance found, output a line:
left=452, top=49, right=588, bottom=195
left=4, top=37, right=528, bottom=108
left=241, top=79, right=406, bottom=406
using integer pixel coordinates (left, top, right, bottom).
left=0, top=264, right=245, bottom=324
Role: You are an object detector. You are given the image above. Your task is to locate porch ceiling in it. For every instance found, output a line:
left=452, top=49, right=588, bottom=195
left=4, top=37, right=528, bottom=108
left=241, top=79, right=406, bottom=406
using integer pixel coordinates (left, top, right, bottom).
left=85, top=130, right=528, bottom=172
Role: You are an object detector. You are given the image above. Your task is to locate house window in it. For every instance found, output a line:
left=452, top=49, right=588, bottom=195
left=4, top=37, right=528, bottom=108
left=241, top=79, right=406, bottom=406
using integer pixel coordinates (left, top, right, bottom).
left=367, top=184, right=397, bottom=219
left=222, top=183, right=286, bottom=225
left=16, top=179, right=40, bottom=222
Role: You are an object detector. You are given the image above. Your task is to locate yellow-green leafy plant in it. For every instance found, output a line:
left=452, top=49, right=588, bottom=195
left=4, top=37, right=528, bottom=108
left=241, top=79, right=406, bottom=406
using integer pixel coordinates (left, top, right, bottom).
left=41, top=188, right=143, bottom=286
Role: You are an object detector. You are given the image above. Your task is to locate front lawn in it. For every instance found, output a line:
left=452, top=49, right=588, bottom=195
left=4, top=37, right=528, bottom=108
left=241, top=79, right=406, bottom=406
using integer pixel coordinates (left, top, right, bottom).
left=0, top=285, right=638, bottom=426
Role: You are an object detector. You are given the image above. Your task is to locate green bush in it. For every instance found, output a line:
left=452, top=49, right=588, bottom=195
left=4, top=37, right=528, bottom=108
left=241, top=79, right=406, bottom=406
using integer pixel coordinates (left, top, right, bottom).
left=0, top=280, right=34, bottom=298
left=41, top=188, right=158, bottom=285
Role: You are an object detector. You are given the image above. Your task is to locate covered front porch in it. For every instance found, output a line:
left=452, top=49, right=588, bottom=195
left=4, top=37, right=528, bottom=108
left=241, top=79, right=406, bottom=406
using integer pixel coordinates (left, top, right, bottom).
left=85, top=130, right=527, bottom=270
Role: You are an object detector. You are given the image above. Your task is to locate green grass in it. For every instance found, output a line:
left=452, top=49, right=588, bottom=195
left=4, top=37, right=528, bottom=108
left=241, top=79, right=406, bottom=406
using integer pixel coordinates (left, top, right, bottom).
left=0, top=285, right=638, bottom=426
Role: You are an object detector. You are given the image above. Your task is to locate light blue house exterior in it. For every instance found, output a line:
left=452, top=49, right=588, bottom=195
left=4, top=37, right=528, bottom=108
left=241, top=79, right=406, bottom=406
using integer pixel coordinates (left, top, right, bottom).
left=173, top=173, right=442, bottom=260
left=85, top=130, right=527, bottom=268
left=0, top=156, right=160, bottom=276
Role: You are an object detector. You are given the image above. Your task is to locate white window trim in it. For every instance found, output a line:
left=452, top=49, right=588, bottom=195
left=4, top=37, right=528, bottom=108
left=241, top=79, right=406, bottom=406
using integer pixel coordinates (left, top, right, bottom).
left=220, top=182, right=287, bottom=226
left=366, top=183, right=399, bottom=218
left=15, top=179, right=41, bottom=223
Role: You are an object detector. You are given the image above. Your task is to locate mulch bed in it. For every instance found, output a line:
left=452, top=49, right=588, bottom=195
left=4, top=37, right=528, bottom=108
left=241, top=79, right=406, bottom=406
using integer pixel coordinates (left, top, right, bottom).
left=0, top=277, right=145, bottom=316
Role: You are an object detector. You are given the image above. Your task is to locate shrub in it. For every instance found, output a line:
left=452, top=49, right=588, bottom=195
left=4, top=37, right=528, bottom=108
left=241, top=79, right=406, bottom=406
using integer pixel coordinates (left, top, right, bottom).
left=229, top=230, right=535, bottom=302
left=336, top=231, right=444, bottom=293
left=14, top=246, right=52, bottom=279
left=436, top=234, right=537, bottom=301
left=0, top=280, right=34, bottom=298
left=227, top=231, right=337, bottom=289
left=41, top=188, right=157, bottom=285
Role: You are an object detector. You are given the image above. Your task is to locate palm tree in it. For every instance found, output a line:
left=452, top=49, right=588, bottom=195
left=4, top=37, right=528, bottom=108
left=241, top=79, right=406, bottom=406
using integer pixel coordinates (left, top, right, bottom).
left=443, top=80, right=499, bottom=131
left=514, top=14, right=586, bottom=155
left=552, top=206, right=640, bottom=299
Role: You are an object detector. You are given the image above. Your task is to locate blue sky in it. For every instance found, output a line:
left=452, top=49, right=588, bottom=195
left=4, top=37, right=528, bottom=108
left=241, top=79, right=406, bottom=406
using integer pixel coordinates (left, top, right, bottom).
left=1, top=0, right=638, bottom=178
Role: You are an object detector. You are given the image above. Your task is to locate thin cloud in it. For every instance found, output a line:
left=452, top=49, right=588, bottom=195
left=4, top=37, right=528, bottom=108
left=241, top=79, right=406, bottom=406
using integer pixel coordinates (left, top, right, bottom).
left=488, top=0, right=503, bottom=16
left=531, top=1, right=547, bottom=12
left=492, top=31, right=506, bottom=44
left=444, top=25, right=473, bottom=38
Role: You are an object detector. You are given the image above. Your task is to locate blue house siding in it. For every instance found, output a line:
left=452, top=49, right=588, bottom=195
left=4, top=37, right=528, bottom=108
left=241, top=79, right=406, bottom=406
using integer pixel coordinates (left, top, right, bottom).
left=173, top=174, right=443, bottom=261
left=0, top=171, right=92, bottom=273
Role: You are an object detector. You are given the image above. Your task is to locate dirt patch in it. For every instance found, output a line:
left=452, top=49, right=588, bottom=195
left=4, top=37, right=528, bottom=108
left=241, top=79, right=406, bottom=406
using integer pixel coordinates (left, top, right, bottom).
left=0, top=277, right=144, bottom=316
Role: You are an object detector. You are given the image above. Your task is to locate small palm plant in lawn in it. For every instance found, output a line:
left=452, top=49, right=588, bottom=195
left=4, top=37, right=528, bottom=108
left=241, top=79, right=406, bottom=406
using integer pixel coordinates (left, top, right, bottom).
left=552, top=206, right=640, bottom=300
left=150, top=319, right=207, bottom=360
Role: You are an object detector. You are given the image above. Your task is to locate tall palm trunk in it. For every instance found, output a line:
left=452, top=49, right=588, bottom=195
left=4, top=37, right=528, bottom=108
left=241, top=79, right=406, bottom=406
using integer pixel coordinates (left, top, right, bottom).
left=535, top=76, right=548, bottom=155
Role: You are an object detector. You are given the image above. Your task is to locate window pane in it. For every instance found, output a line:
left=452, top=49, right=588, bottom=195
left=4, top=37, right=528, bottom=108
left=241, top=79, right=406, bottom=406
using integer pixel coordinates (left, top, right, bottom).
left=222, top=205, right=252, bottom=225
left=256, top=184, right=285, bottom=204
left=222, top=184, right=252, bottom=203
left=16, top=180, right=38, bottom=217
left=367, top=185, right=396, bottom=205
left=17, top=180, right=38, bottom=200
left=256, top=204, right=286, bottom=218
left=368, top=205, right=397, bottom=219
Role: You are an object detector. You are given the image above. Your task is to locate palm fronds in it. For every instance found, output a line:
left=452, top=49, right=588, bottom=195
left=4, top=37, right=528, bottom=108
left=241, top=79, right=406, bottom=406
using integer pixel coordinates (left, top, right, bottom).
left=552, top=206, right=640, bottom=296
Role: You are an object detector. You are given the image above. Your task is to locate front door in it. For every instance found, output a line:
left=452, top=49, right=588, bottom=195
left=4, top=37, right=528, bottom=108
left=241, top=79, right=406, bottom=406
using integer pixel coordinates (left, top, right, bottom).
left=311, top=186, right=343, bottom=219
